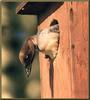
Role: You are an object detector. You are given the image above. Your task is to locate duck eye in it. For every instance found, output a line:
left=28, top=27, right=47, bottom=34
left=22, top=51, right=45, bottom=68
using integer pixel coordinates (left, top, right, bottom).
left=24, top=54, right=31, bottom=66
left=26, top=55, right=29, bottom=59
left=25, top=54, right=30, bottom=61
left=24, top=52, right=34, bottom=68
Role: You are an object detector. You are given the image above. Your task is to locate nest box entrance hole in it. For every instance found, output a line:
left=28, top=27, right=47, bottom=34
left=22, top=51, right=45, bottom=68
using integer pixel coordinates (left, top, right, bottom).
left=50, top=19, right=59, bottom=26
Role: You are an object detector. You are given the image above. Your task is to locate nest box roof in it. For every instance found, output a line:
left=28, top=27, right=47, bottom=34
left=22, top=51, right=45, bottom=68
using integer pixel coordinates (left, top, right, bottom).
left=16, top=2, right=64, bottom=24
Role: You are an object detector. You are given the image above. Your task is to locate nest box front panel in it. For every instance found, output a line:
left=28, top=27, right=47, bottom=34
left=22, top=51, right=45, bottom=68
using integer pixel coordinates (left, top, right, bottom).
left=38, top=1, right=88, bottom=98
left=38, top=2, right=73, bottom=98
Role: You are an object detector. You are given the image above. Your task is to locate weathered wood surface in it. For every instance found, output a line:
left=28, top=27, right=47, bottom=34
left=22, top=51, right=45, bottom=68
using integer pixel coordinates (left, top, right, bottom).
left=38, top=2, right=88, bottom=98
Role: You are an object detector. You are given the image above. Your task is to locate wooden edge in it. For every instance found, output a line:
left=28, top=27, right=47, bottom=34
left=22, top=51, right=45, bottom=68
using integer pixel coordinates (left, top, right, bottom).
left=16, top=2, right=28, bottom=14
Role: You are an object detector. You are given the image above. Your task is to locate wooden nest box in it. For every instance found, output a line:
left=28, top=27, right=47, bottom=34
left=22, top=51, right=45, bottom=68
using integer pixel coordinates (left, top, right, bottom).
left=16, top=2, right=88, bottom=99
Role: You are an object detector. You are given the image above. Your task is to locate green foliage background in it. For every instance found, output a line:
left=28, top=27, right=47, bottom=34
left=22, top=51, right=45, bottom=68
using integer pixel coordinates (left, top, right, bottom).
left=1, top=2, right=40, bottom=99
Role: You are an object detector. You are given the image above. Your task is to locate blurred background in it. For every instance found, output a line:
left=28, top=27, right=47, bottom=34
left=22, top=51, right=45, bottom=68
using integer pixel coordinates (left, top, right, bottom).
left=1, top=2, right=40, bottom=99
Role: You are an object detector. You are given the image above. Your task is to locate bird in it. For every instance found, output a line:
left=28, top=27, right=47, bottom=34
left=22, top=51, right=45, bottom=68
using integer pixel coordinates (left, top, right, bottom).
left=19, top=35, right=37, bottom=77
left=19, top=22, right=60, bottom=77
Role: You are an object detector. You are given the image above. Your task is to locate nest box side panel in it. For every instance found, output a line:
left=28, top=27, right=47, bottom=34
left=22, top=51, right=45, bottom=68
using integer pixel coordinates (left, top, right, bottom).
left=69, top=2, right=88, bottom=98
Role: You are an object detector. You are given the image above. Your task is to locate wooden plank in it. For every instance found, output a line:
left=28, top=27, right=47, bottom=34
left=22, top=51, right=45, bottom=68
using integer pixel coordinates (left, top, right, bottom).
left=69, top=2, right=88, bottom=98
left=38, top=2, right=72, bottom=98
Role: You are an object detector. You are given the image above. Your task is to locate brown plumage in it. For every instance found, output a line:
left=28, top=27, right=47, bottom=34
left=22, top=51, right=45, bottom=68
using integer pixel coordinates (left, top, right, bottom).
left=19, top=23, right=60, bottom=77
left=19, top=36, right=37, bottom=77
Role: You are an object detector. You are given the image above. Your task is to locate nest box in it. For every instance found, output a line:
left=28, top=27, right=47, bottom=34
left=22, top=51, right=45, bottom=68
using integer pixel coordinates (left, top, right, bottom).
left=16, top=2, right=88, bottom=98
